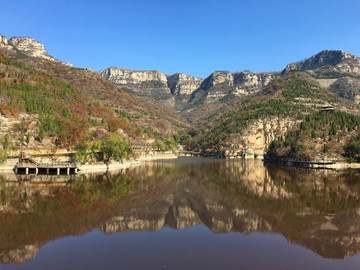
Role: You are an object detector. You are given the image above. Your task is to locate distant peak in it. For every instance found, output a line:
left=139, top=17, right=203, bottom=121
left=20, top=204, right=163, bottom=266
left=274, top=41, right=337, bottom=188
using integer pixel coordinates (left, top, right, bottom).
left=8, top=36, right=55, bottom=61
left=282, top=50, right=358, bottom=74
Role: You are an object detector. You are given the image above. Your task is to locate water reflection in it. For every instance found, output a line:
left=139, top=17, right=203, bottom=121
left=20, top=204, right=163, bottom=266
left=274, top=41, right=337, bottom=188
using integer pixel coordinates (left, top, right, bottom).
left=1, top=158, right=360, bottom=264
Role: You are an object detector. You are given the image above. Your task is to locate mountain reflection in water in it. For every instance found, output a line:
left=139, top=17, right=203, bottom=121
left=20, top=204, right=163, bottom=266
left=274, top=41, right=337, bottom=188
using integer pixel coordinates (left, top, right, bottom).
left=1, top=157, right=360, bottom=266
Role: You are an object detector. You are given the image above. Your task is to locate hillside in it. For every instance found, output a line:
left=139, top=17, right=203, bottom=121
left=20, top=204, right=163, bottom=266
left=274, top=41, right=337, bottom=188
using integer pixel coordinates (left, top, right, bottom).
left=0, top=34, right=188, bottom=157
left=187, top=71, right=359, bottom=158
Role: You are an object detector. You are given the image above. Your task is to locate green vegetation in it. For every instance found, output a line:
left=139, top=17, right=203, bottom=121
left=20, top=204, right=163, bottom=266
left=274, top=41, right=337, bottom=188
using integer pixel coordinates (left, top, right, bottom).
left=189, top=71, right=350, bottom=152
left=344, top=133, right=360, bottom=161
left=313, top=70, right=360, bottom=79
left=0, top=53, right=145, bottom=149
left=100, top=134, right=132, bottom=162
left=195, top=100, right=304, bottom=150
left=268, top=110, right=360, bottom=159
left=152, top=135, right=179, bottom=152
left=74, top=133, right=132, bottom=164
left=0, top=134, right=12, bottom=163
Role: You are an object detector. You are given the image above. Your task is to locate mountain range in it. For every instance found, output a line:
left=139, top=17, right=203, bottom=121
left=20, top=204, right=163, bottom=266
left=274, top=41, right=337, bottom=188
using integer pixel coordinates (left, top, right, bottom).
left=1, top=33, right=360, bottom=156
left=99, top=49, right=360, bottom=123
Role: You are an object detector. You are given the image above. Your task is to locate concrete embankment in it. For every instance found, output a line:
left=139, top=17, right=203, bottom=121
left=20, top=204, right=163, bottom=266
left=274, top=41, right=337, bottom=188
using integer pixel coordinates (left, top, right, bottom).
left=77, top=161, right=139, bottom=174
left=0, top=152, right=178, bottom=174
left=0, top=158, right=17, bottom=172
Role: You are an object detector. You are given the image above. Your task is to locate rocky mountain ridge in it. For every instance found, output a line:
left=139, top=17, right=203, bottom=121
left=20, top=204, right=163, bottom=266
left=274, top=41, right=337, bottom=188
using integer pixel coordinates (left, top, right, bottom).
left=0, top=34, right=73, bottom=67
left=99, top=67, right=280, bottom=105
left=282, top=50, right=359, bottom=74
left=99, top=50, right=360, bottom=106
left=99, top=49, right=360, bottom=125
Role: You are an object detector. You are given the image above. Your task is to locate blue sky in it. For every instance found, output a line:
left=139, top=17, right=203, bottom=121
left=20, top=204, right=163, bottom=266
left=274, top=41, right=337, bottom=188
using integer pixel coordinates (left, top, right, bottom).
left=1, top=0, right=360, bottom=78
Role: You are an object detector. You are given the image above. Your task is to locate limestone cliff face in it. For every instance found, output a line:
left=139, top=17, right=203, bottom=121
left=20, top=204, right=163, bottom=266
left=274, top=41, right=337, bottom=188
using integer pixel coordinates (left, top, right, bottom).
left=191, top=71, right=279, bottom=104
left=98, top=67, right=174, bottom=105
left=0, top=35, right=72, bottom=66
left=0, top=34, right=10, bottom=47
left=99, top=67, right=168, bottom=86
left=224, top=116, right=299, bottom=156
left=282, top=50, right=360, bottom=75
left=8, top=37, right=55, bottom=61
left=167, top=73, right=203, bottom=96
left=199, top=71, right=234, bottom=91
left=232, top=71, right=278, bottom=96
left=99, top=67, right=203, bottom=99
left=99, top=67, right=279, bottom=107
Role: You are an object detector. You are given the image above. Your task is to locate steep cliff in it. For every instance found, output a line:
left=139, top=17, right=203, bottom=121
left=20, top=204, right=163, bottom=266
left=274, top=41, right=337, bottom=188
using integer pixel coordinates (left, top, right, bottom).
left=223, top=116, right=299, bottom=157
left=167, top=73, right=203, bottom=96
left=0, top=34, right=11, bottom=49
left=190, top=71, right=279, bottom=104
left=8, top=37, right=55, bottom=61
left=100, top=67, right=279, bottom=106
left=99, top=67, right=205, bottom=107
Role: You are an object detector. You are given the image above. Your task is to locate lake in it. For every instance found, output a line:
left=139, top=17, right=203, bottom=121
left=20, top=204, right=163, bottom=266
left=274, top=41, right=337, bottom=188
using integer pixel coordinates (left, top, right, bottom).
left=1, top=157, right=360, bottom=269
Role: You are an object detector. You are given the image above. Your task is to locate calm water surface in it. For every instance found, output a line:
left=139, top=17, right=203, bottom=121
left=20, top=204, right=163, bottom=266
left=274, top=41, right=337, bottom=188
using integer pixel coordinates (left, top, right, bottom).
left=1, top=157, right=360, bottom=269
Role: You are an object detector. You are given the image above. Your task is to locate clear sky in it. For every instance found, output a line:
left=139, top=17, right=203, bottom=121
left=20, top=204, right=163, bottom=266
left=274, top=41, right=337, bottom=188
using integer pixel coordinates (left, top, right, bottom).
left=1, top=0, right=360, bottom=78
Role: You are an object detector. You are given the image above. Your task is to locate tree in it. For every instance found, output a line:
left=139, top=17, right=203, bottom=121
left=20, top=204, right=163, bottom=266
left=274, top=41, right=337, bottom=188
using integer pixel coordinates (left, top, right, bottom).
left=165, top=135, right=177, bottom=151
left=74, top=134, right=91, bottom=164
left=153, top=139, right=165, bottom=151
left=26, top=133, right=30, bottom=144
left=0, top=134, right=11, bottom=163
left=323, top=144, right=329, bottom=153
left=100, top=134, right=132, bottom=162
left=345, top=139, right=360, bottom=159
left=38, top=127, right=45, bottom=141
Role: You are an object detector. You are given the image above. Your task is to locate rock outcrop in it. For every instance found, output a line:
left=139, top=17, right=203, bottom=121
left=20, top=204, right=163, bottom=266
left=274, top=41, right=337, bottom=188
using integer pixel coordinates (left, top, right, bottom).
left=0, top=35, right=73, bottom=66
left=232, top=71, right=278, bottom=95
left=223, top=116, right=299, bottom=156
left=99, top=67, right=204, bottom=100
left=99, top=67, right=279, bottom=108
left=0, top=34, right=9, bottom=46
left=8, top=37, right=55, bottom=61
left=99, top=67, right=168, bottom=86
left=282, top=50, right=360, bottom=75
left=98, top=67, right=174, bottom=106
left=167, top=73, right=203, bottom=96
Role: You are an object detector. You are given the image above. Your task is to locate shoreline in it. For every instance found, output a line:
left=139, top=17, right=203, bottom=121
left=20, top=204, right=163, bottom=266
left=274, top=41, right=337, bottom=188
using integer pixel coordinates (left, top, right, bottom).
left=0, top=153, right=178, bottom=175
left=263, top=158, right=360, bottom=170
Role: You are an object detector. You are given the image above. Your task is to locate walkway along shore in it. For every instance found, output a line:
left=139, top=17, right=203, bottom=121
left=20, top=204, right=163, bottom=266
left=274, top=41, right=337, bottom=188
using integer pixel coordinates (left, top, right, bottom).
left=0, top=152, right=178, bottom=174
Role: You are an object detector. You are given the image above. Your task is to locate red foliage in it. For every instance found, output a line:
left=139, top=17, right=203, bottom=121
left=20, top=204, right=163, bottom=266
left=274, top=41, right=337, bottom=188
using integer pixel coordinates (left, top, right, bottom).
left=57, top=117, right=88, bottom=148
left=107, top=116, right=131, bottom=133
left=69, top=103, right=88, bottom=117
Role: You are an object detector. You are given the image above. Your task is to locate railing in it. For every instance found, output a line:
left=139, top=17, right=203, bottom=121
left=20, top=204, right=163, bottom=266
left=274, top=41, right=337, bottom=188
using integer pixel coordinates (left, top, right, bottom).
left=17, top=162, right=77, bottom=168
